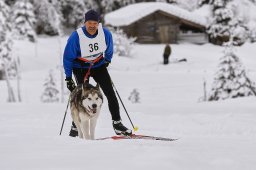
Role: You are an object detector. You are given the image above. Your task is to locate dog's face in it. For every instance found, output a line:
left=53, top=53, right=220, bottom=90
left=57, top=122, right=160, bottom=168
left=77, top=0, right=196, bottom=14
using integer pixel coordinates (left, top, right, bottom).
left=81, top=83, right=103, bottom=116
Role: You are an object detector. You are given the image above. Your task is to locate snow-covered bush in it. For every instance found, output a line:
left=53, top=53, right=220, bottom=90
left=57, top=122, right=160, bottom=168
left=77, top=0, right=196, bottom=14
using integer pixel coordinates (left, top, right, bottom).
left=128, top=89, right=140, bottom=103
left=41, top=70, right=60, bottom=103
left=111, top=28, right=136, bottom=57
left=208, top=44, right=256, bottom=101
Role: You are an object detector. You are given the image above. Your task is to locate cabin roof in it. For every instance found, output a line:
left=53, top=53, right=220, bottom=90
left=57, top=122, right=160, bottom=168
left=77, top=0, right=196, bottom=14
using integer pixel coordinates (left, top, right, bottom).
left=105, top=2, right=208, bottom=27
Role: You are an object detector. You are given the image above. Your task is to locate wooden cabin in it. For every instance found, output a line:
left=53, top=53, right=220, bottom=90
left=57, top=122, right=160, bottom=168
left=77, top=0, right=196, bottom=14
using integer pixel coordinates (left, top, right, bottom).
left=105, top=2, right=208, bottom=44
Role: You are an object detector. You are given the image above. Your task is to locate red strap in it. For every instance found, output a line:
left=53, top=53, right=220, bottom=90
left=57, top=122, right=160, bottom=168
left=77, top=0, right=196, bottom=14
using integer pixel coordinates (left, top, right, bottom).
left=78, top=55, right=103, bottom=82
left=84, top=63, right=92, bottom=82
left=77, top=55, right=103, bottom=63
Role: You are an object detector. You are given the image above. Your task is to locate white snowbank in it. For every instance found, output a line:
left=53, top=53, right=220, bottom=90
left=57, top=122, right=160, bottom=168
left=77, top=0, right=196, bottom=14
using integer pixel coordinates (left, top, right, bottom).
left=0, top=36, right=256, bottom=170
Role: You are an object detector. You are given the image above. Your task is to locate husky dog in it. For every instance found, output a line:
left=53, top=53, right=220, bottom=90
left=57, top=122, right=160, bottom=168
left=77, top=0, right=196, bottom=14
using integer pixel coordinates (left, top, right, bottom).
left=70, top=82, right=103, bottom=140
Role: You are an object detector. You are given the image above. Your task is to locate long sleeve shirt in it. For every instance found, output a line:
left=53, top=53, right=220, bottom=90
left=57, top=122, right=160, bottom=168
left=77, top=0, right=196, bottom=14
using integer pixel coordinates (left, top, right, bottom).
left=63, top=26, right=113, bottom=78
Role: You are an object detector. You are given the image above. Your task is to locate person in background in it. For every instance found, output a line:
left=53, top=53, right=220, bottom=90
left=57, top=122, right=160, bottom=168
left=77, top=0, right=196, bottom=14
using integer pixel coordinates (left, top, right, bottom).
left=63, top=10, right=132, bottom=137
left=163, top=44, right=171, bottom=64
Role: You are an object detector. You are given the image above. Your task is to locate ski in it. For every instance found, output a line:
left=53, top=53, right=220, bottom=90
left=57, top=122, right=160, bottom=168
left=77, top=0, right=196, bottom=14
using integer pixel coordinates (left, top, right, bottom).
left=96, top=134, right=178, bottom=141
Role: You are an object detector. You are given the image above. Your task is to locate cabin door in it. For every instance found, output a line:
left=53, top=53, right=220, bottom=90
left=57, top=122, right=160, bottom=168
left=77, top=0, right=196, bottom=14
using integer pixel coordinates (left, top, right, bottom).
left=159, top=26, right=169, bottom=43
left=159, top=25, right=177, bottom=43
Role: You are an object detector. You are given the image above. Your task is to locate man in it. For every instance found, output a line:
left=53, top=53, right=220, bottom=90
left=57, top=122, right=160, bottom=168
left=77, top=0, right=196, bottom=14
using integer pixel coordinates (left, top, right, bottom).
left=163, top=44, right=171, bottom=64
left=63, top=10, right=132, bottom=137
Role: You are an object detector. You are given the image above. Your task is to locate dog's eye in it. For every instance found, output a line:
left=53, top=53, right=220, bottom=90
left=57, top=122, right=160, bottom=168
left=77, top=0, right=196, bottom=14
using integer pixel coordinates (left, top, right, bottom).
left=96, top=97, right=99, bottom=100
left=88, top=97, right=92, bottom=100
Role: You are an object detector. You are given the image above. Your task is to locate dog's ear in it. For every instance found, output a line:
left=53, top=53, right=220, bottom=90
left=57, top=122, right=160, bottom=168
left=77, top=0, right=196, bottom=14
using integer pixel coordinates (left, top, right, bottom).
left=96, top=83, right=100, bottom=89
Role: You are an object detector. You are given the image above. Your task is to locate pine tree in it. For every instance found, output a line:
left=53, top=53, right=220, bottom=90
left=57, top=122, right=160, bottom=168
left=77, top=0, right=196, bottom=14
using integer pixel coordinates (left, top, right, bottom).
left=4, top=0, right=16, bottom=6
left=41, top=70, right=60, bottom=103
left=156, top=0, right=176, bottom=3
left=59, top=0, right=87, bottom=29
left=202, top=0, right=248, bottom=46
left=249, top=29, right=256, bottom=42
left=198, top=0, right=211, bottom=6
left=207, top=0, right=233, bottom=45
left=33, top=0, right=61, bottom=35
left=208, top=43, right=256, bottom=101
left=0, top=0, right=16, bottom=102
left=101, top=0, right=136, bottom=13
left=13, top=0, right=37, bottom=42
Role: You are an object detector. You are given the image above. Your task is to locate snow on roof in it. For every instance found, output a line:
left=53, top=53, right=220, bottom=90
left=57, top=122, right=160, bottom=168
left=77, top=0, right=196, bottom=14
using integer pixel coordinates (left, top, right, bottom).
left=105, top=2, right=208, bottom=27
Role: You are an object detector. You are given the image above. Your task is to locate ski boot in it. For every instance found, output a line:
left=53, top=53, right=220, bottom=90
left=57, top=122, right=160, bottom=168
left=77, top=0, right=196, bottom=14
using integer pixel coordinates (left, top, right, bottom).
left=69, top=122, right=78, bottom=137
left=113, top=120, right=132, bottom=136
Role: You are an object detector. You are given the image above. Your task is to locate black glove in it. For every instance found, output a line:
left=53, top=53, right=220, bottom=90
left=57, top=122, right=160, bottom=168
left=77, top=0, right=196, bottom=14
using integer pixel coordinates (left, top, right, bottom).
left=65, top=77, right=76, bottom=92
left=105, top=60, right=111, bottom=67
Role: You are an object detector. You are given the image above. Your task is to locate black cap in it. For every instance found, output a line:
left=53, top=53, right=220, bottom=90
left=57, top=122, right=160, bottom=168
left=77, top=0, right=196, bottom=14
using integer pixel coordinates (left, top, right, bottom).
left=84, top=10, right=100, bottom=22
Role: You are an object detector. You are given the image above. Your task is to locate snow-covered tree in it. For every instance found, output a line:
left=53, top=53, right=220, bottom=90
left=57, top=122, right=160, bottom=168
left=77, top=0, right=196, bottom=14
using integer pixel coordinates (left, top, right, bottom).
left=203, top=0, right=249, bottom=46
left=111, top=28, right=136, bottom=57
left=101, top=0, right=136, bottom=13
left=128, top=89, right=140, bottom=103
left=230, top=19, right=248, bottom=45
left=156, top=0, right=176, bottom=2
left=83, top=0, right=101, bottom=15
left=41, top=70, right=60, bottom=103
left=33, top=0, right=62, bottom=35
left=198, top=0, right=210, bottom=6
left=4, top=0, right=16, bottom=6
left=208, top=43, right=256, bottom=101
left=59, top=0, right=87, bottom=28
left=247, top=22, right=256, bottom=43
left=13, top=0, right=36, bottom=42
left=0, top=0, right=16, bottom=102
left=249, top=28, right=256, bottom=42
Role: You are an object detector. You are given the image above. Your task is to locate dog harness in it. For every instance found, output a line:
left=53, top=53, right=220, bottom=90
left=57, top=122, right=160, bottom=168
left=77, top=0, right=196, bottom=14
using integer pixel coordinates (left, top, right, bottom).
left=80, top=55, right=103, bottom=82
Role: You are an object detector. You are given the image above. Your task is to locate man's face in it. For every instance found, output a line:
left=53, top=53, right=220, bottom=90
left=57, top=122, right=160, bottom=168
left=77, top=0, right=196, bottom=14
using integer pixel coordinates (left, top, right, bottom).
left=85, top=21, right=99, bottom=35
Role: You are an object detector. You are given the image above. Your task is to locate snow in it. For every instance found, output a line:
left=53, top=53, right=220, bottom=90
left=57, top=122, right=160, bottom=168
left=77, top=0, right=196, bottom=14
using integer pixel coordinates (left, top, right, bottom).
left=105, top=2, right=208, bottom=27
left=1, top=36, right=256, bottom=170
left=193, top=4, right=211, bottom=20
left=230, top=0, right=256, bottom=23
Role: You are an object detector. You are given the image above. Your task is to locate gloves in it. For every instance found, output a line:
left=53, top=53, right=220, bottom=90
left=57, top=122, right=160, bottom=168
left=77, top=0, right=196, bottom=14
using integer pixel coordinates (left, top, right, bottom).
left=65, top=77, right=76, bottom=92
left=105, top=60, right=111, bottom=67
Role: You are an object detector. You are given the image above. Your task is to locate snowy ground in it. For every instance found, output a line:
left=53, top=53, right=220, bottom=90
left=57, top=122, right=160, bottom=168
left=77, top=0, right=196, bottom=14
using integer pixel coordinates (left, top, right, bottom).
left=0, top=37, right=256, bottom=170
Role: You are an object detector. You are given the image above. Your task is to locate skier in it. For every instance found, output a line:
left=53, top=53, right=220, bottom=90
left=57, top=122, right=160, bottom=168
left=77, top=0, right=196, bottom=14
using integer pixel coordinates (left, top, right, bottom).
left=63, top=10, right=132, bottom=137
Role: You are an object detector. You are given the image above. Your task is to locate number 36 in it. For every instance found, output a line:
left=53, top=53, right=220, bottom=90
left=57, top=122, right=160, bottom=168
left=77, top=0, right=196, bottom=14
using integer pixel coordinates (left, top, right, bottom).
left=89, top=43, right=99, bottom=52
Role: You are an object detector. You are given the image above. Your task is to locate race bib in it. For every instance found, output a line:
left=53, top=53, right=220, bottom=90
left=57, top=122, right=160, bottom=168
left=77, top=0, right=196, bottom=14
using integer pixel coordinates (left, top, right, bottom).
left=77, top=23, right=107, bottom=61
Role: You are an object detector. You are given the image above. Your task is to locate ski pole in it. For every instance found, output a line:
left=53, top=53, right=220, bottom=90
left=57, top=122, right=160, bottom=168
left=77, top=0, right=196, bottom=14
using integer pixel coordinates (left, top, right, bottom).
left=59, top=95, right=70, bottom=135
left=111, top=80, right=138, bottom=132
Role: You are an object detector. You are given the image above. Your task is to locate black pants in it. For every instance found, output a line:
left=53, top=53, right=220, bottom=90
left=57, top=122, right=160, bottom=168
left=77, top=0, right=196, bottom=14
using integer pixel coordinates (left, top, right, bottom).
left=72, top=65, right=121, bottom=121
left=163, top=54, right=169, bottom=64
